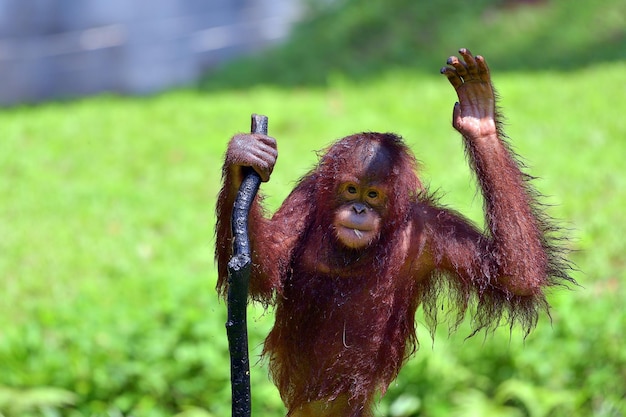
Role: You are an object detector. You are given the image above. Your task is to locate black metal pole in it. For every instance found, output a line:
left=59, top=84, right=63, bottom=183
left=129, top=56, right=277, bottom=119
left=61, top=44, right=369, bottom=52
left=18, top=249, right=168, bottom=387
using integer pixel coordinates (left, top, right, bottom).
left=226, top=114, right=268, bottom=417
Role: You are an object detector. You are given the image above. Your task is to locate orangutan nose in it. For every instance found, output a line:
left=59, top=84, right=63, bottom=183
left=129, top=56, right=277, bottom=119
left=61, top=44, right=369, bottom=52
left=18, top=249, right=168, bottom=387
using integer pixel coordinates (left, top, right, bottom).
left=352, top=203, right=367, bottom=214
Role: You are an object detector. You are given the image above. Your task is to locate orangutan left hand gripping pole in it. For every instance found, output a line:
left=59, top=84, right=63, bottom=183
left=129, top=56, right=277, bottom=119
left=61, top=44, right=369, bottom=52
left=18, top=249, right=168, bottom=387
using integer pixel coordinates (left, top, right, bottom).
left=226, top=114, right=268, bottom=417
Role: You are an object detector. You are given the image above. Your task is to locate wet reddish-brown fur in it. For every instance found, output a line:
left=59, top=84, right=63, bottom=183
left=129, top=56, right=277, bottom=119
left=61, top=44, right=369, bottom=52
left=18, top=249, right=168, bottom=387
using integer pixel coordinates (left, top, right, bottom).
left=215, top=51, right=573, bottom=416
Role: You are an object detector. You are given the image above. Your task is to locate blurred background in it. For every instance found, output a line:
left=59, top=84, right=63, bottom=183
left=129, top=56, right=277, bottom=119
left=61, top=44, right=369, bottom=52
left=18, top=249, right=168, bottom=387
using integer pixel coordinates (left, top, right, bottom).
left=0, top=0, right=301, bottom=105
left=0, top=0, right=625, bottom=416
left=1, top=0, right=623, bottom=105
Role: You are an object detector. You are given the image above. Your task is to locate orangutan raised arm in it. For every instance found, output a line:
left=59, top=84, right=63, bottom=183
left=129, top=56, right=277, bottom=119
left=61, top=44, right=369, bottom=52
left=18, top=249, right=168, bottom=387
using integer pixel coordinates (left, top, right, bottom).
left=215, top=49, right=574, bottom=417
left=424, top=49, right=573, bottom=328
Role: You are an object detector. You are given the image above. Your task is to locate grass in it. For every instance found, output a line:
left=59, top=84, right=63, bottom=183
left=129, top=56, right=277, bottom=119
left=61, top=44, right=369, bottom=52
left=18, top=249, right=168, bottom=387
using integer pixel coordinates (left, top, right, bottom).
left=1, top=2, right=626, bottom=415
left=1, top=59, right=625, bottom=416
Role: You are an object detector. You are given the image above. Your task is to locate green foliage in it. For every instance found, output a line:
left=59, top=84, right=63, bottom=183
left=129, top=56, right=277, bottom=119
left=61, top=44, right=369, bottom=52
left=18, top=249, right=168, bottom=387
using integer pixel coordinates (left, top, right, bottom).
left=2, top=62, right=625, bottom=415
left=0, top=386, right=78, bottom=416
left=201, top=0, right=625, bottom=89
left=1, top=2, right=626, bottom=416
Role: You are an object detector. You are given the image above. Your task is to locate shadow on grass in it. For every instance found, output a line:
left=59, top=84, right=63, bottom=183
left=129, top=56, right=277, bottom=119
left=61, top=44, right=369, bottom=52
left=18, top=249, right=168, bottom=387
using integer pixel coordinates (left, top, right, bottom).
left=199, top=0, right=625, bottom=91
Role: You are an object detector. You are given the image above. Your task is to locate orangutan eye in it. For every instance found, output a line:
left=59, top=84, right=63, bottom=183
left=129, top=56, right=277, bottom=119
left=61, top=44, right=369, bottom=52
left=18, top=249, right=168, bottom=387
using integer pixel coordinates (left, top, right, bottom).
left=367, top=190, right=378, bottom=199
left=347, top=186, right=358, bottom=194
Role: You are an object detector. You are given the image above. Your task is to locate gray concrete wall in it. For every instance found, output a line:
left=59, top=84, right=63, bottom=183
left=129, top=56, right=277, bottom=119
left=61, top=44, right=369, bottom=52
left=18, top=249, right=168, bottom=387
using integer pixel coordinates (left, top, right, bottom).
left=0, top=0, right=301, bottom=105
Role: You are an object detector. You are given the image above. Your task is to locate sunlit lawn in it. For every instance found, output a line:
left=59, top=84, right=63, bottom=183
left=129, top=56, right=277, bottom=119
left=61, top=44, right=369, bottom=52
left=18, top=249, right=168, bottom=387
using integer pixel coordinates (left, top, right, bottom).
left=0, top=62, right=624, bottom=416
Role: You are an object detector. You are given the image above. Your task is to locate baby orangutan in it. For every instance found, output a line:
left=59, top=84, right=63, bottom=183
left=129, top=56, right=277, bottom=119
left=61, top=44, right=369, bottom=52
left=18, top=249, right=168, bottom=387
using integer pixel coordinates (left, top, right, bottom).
left=216, top=49, right=573, bottom=417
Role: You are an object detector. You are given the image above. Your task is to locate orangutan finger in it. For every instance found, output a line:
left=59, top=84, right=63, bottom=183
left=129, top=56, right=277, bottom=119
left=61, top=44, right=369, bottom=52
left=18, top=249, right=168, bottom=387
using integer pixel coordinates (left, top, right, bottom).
left=446, top=56, right=468, bottom=78
left=475, top=55, right=491, bottom=82
left=459, top=48, right=478, bottom=76
left=440, top=66, right=463, bottom=89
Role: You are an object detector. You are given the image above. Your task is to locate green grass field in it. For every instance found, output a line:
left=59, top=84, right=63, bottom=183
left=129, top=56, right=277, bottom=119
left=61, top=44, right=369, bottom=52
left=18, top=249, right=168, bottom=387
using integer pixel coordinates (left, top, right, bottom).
left=1, top=61, right=625, bottom=416
left=2, top=0, right=626, bottom=414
